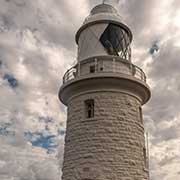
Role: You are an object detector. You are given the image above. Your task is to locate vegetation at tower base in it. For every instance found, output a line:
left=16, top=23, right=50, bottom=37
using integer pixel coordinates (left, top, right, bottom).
left=59, top=3, right=151, bottom=180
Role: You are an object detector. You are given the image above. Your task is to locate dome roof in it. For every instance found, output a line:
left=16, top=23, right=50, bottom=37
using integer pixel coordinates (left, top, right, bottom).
left=90, top=4, right=118, bottom=15
left=82, top=3, right=122, bottom=26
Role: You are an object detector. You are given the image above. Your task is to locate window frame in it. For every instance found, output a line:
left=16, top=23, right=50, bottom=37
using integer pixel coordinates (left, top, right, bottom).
left=84, top=99, right=94, bottom=119
left=89, top=65, right=95, bottom=73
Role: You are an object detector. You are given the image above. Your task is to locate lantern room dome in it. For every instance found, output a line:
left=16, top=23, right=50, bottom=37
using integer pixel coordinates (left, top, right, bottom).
left=82, top=3, right=122, bottom=26
left=90, top=4, right=118, bottom=15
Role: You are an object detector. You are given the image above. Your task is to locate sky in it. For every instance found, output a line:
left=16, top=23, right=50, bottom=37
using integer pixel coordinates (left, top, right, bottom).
left=0, top=0, right=180, bottom=179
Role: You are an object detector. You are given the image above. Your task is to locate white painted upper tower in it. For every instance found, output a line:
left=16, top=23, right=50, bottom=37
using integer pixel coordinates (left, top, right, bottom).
left=76, top=3, right=132, bottom=61
left=59, top=3, right=151, bottom=180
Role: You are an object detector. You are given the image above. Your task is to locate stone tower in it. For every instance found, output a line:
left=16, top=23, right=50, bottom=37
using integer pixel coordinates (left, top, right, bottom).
left=59, top=3, right=151, bottom=180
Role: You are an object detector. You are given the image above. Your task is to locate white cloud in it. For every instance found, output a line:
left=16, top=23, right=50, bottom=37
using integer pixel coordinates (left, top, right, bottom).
left=0, top=136, right=60, bottom=180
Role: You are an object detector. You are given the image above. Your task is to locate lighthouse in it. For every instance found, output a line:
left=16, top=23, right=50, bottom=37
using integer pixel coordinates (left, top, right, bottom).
left=59, top=3, right=151, bottom=180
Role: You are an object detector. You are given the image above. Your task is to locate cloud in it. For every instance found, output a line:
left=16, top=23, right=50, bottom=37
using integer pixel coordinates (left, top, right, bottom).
left=0, top=0, right=69, bottom=178
left=0, top=139, right=60, bottom=180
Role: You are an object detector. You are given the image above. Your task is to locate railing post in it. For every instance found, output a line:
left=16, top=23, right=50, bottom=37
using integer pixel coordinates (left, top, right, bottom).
left=140, top=68, right=144, bottom=81
left=95, top=58, right=98, bottom=72
left=113, top=58, right=115, bottom=72
left=129, top=63, right=133, bottom=75
left=78, top=62, right=81, bottom=76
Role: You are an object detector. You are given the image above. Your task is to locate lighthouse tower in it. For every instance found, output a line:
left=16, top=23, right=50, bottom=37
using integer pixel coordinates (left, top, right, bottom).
left=59, top=3, right=151, bottom=180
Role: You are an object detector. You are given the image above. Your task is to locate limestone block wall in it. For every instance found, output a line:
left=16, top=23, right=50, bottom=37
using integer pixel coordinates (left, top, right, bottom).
left=62, top=91, right=148, bottom=180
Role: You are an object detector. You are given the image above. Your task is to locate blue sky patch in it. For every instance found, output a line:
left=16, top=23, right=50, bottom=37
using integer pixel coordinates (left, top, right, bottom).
left=25, top=132, right=58, bottom=153
left=38, top=116, right=54, bottom=123
left=58, top=129, right=65, bottom=136
left=3, top=73, right=18, bottom=88
left=149, top=42, right=159, bottom=55
left=0, top=123, right=15, bottom=136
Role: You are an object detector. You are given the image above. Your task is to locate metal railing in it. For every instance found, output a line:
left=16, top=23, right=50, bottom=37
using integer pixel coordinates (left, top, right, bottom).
left=63, top=67, right=77, bottom=83
left=63, top=58, right=146, bottom=84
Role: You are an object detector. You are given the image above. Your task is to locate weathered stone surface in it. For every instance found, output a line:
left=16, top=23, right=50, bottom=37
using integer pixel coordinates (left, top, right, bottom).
left=62, top=92, right=148, bottom=180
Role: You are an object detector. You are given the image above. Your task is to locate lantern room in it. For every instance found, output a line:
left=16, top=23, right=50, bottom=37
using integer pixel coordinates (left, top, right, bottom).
left=76, top=4, right=133, bottom=61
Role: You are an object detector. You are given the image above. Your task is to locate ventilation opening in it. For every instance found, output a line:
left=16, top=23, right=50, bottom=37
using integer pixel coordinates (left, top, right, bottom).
left=100, top=67, right=103, bottom=71
left=85, top=99, right=94, bottom=118
left=90, top=65, right=95, bottom=73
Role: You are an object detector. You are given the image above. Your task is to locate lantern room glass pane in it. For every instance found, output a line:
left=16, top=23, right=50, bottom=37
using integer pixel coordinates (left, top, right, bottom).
left=100, top=23, right=131, bottom=60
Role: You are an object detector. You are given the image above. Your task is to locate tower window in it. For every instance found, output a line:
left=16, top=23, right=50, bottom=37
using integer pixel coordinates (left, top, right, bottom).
left=90, top=65, right=95, bottom=73
left=85, top=99, right=94, bottom=118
